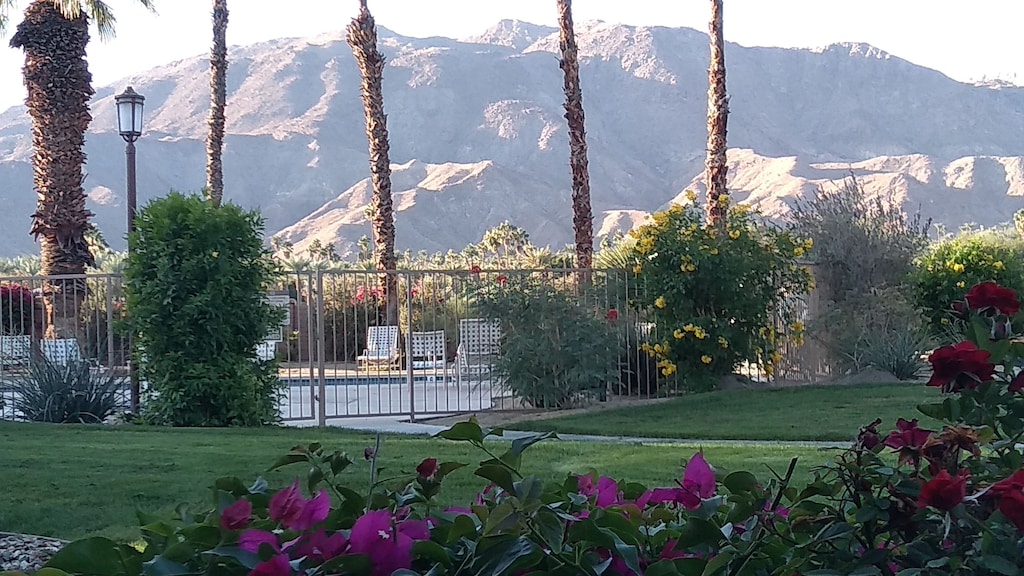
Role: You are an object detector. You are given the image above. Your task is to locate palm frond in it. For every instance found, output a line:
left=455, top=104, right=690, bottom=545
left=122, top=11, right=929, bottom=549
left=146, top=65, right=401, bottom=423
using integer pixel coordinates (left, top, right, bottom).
left=85, top=0, right=116, bottom=40
left=0, top=0, right=17, bottom=35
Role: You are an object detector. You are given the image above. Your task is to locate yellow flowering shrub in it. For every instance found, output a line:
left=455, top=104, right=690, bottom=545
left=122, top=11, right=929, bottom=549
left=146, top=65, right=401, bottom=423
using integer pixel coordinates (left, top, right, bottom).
left=630, top=197, right=813, bottom=390
left=911, top=229, right=1024, bottom=333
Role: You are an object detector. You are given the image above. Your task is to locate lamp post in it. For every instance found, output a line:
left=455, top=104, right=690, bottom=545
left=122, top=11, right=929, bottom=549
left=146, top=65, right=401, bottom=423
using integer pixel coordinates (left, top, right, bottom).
left=115, top=86, right=145, bottom=413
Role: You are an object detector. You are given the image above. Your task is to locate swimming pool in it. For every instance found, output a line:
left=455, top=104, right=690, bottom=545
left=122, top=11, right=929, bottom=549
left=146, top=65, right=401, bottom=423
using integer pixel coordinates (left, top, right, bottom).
left=280, top=375, right=450, bottom=387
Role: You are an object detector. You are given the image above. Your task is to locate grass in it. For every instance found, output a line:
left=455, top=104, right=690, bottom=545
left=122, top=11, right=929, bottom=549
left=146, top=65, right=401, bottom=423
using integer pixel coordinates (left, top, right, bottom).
left=0, top=421, right=836, bottom=542
left=518, top=382, right=939, bottom=441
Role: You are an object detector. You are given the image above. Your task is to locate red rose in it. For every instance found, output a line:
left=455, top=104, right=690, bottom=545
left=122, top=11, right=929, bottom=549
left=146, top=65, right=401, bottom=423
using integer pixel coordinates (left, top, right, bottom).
left=926, top=341, right=995, bottom=393
left=470, top=265, right=482, bottom=276
left=1010, top=370, right=1024, bottom=393
left=998, top=490, right=1024, bottom=532
left=606, top=309, right=619, bottom=321
left=883, top=418, right=934, bottom=466
left=496, top=275, right=508, bottom=285
left=917, top=469, right=968, bottom=511
left=416, top=457, right=438, bottom=479
left=965, top=281, right=1020, bottom=316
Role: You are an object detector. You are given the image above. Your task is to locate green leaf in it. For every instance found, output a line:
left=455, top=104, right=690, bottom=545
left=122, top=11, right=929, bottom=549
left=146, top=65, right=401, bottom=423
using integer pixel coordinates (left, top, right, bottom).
left=141, top=557, right=190, bottom=576
left=328, top=453, right=353, bottom=475
left=916, top=402, right=947, bottom=421
left=701, top=550, right=733, bottom=576
left=436, top=420, right=485, bottom=444
left=533, top=508, right=565, bottom=552
left=722, top=471, right=759, bottom=494
left=645, top=560, right=685, bottom=576
left=446, top=514, right=479, bottom=544
left=204, top=546, right=260, bottom=570
left=267, top=452, right=307, bottom=471
left=509, top=432, right=557, bottom=458
left=473, top=536, right=539, bottom=576
left=412, top=541, right=451, bottom=567
left=475, top=464, right=517, bottom=494
left=437, top=461, right=467, bottom=480
left=44, top=538, right=142, bottom=576
left=981, top=555, right=1020, bottom=575
left=674, top=519, right=723, bottom=548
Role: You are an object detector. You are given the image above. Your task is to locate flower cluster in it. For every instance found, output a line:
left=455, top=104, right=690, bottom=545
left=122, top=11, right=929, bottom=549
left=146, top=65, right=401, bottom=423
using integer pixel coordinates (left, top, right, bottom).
left=0, top=282, right=36, bottom=335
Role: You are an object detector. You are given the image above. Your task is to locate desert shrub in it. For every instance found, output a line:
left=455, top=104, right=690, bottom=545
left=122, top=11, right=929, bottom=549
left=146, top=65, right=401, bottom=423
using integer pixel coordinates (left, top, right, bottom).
left=0, top=283, right=36, bottom=335
left=472, top=274, right=619, bottom=408
left=790, top=177, right=930, bottom=372
left=10, top=356, right=126, bottom=423
left=126, top=193, right=282, bottom=427
left=911, top=227, right=1024, bottom=333
left=630, top=195, right=813, bottom=389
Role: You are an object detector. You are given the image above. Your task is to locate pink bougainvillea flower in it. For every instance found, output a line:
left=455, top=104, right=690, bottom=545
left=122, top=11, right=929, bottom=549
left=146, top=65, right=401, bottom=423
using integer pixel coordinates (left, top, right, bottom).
left=240, top=530, right=281, bottom=554
left=288, top=529, right=347, bottom=564
left=884, top=418, right=935, bottom=466
left=637, top=453, right=715, bottom=510
left=443, top=506, right=474, bottom=517
left=416, top=458, right=438, bottom=480
left=763, top=501, right=790, bottom=519
left=221, top=498, right=253, bottom=531
left=269, top=480, right=330, bottom=531
left=348, top=510, right=430, bottom=576
left=249, top=554, right=291, bottom=576
left=577, top=475, right=622, bottom=508
left=927, top=341, right=995, bottom=393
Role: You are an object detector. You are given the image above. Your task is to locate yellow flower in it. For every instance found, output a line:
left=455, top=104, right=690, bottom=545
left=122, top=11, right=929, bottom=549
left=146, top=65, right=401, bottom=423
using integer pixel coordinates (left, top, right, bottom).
left=694, top=328, right=708, bottom=340
left=793, top=246, right=805, bottom=257
left=941, top=317, right=950, bottom=326
left=790, top=322, right=805, bottom=333
left=655, top=296, right=667, bottom=309
left=683, top=264, right=696, bottom=272
left=683, top=324, right=697, bottom=333
left=803, top=238, right=814, bottom=250
left=653, top=343, right=663, bottom=354
left=729, top=230, right=741, bottom=240
left=718, top=336, right=729, bottom=349
left=640, top=343, right=651, bottom=352
left=633, top=264, right=643, bottom=274
left=673, top=329, right=684, bottom=340
left=685, top=190, right=698, bottom=203
left=661, top=363, right=677, bottom=376
left=994, top=261, right=1005, bottom=270
left=717, top=194, right=730, bottom=207
left=956, top=281, right=966, bottom=289
left=637, top=237, right=655, bottom=254
left=701, top=355, right=713, bottom=365
left=700, top=244, right=710, bottom=251
left=709, top=248, right=719, bottom=255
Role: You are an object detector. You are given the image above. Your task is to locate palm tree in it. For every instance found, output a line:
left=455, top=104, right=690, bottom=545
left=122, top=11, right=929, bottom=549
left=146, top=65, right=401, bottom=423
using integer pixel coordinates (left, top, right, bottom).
left=2, top=0, right=155, bottom=339
left=556, top=0, right=593, bottom=271
left=346, top=0, right=398, bottom=324
left=704, top=0, right=729, bottom=230
left=206, top=0, right=227, bottom=207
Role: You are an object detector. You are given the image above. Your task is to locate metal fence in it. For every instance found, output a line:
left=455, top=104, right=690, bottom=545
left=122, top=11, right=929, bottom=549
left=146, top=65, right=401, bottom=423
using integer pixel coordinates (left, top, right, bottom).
left=1, top=269, right=820, bottom=423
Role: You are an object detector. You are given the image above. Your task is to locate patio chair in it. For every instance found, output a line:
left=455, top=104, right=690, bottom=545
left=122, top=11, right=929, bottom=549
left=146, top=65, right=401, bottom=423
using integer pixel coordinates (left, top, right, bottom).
left=0, top=335, right=31, bottom=366
left=456, top=318, right=501, bottom=377
left=410, top=330, right=449, bottom=374
left=256, top=341, right=277, bottom=362
left=356, top=325, right=400, bottom=368
left=40, top=338, right=83, bottom=365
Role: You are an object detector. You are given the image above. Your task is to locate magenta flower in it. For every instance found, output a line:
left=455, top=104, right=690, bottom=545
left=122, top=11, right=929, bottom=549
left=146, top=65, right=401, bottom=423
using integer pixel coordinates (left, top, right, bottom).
left=240, top=530, right=280, bottom=554
left=287, top=529, right=347, bottom=563
left=249, top=554, right=291, bottom=576
left=348, top=510, right=430, bottom=576
left=416, top=458, right=438, bottom=480
left=220, top=499, right=253, bottom=531
left=577, top=475, right=622, bottom=508
left=636, top=453, right=716, bottom=510
left=884, top=418, right=934, bottom=466
left=269, top=480, right=330, bottom=531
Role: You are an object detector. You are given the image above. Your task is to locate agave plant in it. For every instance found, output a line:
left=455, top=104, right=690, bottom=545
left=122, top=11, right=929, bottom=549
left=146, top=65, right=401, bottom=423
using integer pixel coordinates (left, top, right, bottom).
left=10, top=355, right=127, bottom=423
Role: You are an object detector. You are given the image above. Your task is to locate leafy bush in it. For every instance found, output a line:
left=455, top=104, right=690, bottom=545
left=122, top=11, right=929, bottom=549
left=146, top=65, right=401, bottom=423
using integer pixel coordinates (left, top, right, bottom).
left=126, top=193, right=282, bottom=426
left=472, top=274, right=619, bottom=408
left=911, top=227, right=1024, bottom=333
left=790, top=177, right=930, bottom=372
left=0, top=282, right=36, bottom=335
left=630, top=195, right=813, bottom=389
left=10, top=356, right=125, bottom=423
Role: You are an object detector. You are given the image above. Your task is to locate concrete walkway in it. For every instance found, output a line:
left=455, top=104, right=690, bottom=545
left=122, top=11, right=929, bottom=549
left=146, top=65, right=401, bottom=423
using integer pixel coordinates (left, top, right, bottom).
left=285, top=415, right=850, bottom=449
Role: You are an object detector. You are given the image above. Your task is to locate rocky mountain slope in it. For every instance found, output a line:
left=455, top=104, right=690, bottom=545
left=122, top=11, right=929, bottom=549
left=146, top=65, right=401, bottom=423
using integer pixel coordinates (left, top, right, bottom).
left=0, top=19, right=1022, bottom=258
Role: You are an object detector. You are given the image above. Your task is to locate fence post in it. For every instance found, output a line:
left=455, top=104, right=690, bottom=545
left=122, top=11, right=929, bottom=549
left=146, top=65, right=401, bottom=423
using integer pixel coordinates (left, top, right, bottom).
left=304, top=272, right=316, bottom=419
left=405, top=271, right=416, bottom=422
left=316, top=270, right=327, bottom=427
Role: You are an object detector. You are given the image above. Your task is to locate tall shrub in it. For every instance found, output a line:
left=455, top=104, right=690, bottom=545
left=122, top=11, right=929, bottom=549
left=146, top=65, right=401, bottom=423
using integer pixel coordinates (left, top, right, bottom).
left=631, top=195, right=813, bottom=389
left=126, top=193, right=281, bottom=426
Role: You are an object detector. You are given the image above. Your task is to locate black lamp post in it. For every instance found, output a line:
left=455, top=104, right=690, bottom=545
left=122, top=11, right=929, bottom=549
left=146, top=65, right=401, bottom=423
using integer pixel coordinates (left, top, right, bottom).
left=115, top=85, right=145, bottom=412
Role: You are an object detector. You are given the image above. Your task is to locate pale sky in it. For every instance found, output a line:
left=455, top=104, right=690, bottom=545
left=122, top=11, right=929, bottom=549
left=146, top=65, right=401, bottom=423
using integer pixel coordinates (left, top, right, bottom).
left=0, top=0, right=1021, bottom=112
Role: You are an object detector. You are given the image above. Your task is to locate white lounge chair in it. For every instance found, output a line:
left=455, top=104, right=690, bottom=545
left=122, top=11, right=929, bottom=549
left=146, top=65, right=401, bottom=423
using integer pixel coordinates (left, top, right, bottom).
left=41, top=338, right=83, bottom=365
left=256, top=341, right=277, bottom=362
left=0, top=335, right=31, bottom=366
left=456, top=318, right=501, bottom=377
left=411, top=330, right=448, bottom=371
left=357, top=325, right=400, bottom=368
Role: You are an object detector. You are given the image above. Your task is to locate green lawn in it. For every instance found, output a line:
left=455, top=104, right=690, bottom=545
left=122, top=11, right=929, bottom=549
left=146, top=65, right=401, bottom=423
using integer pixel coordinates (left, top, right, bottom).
left=0, top=422, right=834, bottom=542
left=518, top=383, right=940, bottom=441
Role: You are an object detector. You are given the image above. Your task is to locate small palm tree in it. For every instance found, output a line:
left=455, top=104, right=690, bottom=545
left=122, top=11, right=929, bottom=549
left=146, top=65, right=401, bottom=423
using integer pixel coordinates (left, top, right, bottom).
left=704, top=0, right=729, bottom=230
left=555, top=0, right=594, bottom=271
left=346, top=0, right=398, bottom=324
left=1, top=0, right=156, bottom=339
left=206, top=0, right=228, bottom=207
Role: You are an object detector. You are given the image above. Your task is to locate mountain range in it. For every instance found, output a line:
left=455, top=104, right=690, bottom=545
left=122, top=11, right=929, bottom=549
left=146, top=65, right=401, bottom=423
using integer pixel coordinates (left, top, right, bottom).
left=0, top=19, right=1022, bottom=258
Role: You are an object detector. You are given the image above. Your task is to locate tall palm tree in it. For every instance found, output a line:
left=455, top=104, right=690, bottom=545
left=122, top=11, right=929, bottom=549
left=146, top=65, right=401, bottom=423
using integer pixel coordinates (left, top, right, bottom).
left=556, top=0, right=593, bottom=271
left=206, top=0, right=227, bottom=207
left=704, top=0, right=729, bottom=230
left=2, top=0, right=155, bottom=339
left=346, top=0, right=398, bottom=323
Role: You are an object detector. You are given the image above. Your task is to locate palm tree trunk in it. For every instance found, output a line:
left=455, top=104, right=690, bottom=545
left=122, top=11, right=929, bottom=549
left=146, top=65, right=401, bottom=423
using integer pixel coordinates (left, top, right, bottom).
left=206, top=0, right=229, bottom=207
left=10, top=0, right=95, bottom=340
left=556, top=0, right=594, bottom=272
left=704, top=0, right=729, bottom=230
left=347, top=0, right=398, bottom=324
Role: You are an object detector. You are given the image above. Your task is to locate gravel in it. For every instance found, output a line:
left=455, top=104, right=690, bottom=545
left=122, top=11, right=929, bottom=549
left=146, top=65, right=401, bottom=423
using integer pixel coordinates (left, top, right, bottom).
left=0, top=533, right=66, bottom=574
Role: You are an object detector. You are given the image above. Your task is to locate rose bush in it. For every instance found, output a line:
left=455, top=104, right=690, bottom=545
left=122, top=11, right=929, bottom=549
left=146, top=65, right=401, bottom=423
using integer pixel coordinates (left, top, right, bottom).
left=21, top=281, right=1024, bottom=575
